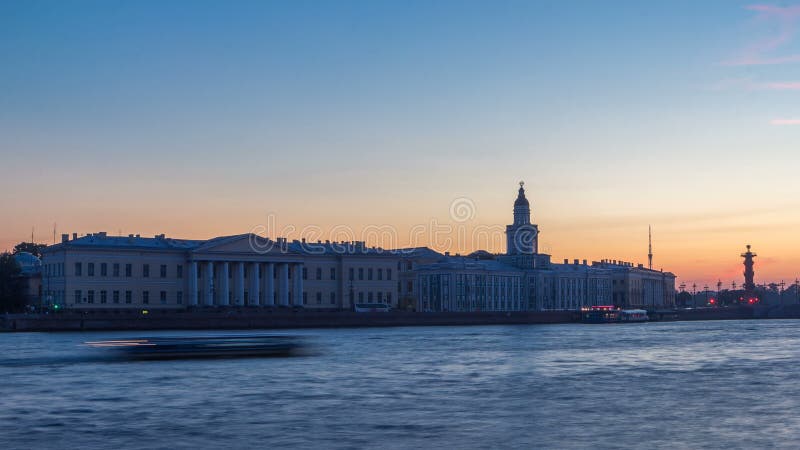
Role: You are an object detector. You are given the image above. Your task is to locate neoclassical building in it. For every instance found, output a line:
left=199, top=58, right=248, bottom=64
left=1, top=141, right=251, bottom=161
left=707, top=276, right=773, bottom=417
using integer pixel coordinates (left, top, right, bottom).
left=40, top=183, right=675, bottom=312
left=41, top=233, right=403, bottom=310
left=416, top=184, right=676, bottom=311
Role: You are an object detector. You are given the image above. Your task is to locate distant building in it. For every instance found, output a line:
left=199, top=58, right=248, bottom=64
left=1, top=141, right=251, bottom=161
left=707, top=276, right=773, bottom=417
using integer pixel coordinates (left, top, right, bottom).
left=415, top=184, right=676, bottom=311
left=41, top=233, right=408, bottom=310
left=39, top=184, right=676, bottom=312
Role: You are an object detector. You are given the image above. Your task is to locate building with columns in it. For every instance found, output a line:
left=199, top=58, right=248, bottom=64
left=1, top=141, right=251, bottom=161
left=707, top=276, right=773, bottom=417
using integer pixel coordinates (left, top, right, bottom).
left=40, top=233, right=403, bottom=310
left=40, top=183, right=675, bottom=312
left=415, top=183, right=676, bottom=311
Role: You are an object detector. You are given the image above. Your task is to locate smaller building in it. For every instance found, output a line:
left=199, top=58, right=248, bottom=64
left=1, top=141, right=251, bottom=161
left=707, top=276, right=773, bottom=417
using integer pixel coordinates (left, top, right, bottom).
left=591, top=260, right=676, bottom=309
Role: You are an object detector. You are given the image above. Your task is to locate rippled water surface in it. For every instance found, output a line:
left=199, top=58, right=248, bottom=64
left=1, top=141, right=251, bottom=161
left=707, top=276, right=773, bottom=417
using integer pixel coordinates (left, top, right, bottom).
left=2, top=320, right=800, bottom=449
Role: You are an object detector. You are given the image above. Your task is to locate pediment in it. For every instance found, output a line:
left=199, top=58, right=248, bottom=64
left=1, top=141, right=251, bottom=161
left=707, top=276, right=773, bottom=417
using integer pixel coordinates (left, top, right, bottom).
left=193, top=234, right=296, bottom=256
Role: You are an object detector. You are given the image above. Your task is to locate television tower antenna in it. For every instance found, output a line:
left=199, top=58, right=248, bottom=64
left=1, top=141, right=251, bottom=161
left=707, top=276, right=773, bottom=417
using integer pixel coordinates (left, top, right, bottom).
left=648, top=225, right=653, bottom=270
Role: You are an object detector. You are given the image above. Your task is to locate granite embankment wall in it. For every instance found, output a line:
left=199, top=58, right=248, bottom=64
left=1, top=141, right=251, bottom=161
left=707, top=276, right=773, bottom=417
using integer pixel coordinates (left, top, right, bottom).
left=3, top=306, right=794, bottom=332
left=0, top=310, right=576, bottom=332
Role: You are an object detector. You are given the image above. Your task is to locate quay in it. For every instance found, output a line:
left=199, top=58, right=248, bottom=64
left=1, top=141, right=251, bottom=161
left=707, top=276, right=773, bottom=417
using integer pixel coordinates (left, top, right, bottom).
left=3, top=305, right=799, bottom=332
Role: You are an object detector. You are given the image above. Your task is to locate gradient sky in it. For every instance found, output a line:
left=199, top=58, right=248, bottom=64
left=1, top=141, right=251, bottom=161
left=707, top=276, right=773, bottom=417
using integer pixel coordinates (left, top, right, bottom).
left=2, top=1, right=800, bottom=287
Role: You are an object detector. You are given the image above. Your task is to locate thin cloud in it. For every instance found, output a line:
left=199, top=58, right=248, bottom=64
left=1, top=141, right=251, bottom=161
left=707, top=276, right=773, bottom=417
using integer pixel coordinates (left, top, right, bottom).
left=710, top=78, right=800, bottom=91
left=771, top=119, right=800, bottom=125
left=762, top=81, right=800, bottom=90
left=724, top=4, right=800, bottom=66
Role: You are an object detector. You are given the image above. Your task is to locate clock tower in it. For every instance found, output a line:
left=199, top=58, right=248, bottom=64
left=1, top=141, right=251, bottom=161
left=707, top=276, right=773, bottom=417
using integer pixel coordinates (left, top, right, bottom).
left=506, top=181, right=539, bottom=255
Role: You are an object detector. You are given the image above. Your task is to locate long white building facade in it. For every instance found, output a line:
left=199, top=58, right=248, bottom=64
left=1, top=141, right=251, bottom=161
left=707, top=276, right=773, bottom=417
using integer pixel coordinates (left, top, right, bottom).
left=41, top=234, right=403, bottom=310
left=40, top=183, right=675, bottom=312
left=416, top=183, right=676, bottom=311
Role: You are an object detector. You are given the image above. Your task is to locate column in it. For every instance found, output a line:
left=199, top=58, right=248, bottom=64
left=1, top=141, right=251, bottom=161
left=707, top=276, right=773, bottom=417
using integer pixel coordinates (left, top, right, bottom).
left=235, top=262, right=245, bottom=306
left=250, top=262, right=260, bottom=306
left=264, top=262, right=275, bottom=306
left=219, top=262, right=229, bottom=306
left=278, top=263, right=289, bottom=306
left=292, top=263, right=304, bottom=306
left=204, top=262, right=214, bottom=306
left=189, top=261, right=198, bottom=306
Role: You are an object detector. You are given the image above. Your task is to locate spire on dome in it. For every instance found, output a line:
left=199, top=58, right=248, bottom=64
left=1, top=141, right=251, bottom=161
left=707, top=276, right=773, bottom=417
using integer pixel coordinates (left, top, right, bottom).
left=514, top=181, right=529, bottom=208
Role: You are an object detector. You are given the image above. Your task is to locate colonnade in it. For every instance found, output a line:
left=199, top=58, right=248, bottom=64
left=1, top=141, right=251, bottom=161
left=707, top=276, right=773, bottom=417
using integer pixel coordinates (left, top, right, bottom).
left=187, top=261, right=303, bottom=307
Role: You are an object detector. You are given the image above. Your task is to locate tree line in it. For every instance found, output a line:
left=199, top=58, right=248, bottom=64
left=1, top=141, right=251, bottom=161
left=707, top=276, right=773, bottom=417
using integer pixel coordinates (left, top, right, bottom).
left=0, top=242, right=47, bottom=313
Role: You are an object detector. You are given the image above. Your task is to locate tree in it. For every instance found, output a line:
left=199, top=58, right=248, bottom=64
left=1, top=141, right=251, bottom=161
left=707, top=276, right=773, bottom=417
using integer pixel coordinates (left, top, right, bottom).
left=676, top=291, right=693, bottom=307
left=0, top=253, right=26, bottom=313
left=13, top=242, right=48, bottom=258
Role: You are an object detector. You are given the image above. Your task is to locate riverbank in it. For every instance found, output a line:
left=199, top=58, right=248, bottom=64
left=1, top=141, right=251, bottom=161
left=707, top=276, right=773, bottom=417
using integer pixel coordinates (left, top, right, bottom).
left=1, top=309, right=575, bottom=332
left=3, top=305, right=799, bottom=332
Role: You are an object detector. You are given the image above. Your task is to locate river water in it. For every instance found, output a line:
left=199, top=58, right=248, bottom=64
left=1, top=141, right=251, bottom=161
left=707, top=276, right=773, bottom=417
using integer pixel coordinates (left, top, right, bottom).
left=1, top=320, right=799, bottom=449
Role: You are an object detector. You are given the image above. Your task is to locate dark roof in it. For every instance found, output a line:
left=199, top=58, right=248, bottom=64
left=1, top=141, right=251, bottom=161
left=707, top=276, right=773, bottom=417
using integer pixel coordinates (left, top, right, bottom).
left=43, top=233, right=204, bottom=253
left=417, top=256, right=522, bottom=273
left=288, top=240, right=393, bottom=256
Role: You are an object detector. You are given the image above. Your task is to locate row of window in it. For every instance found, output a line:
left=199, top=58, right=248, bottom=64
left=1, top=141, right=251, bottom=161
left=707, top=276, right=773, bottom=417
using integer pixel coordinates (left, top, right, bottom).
left=68, top=290, right=393, bottom=306
left=72, top=262, right=183, bottom=279
left=347, top=267, right=392, bottom=281
left=44, top=263, right=65, bottom=277
left=74, top=289, right=183, bottom=305
left=65, top=262, right=394, bottom=283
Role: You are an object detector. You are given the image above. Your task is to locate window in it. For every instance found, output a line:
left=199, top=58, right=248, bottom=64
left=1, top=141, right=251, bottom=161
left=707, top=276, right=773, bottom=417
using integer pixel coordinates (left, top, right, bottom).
left=75, top=262, right=82, bottom=276
left=177, top=291, right=183, bottom=304
left=88, top=290, right=95, bottom=304
left=88, top=263, right=95, bottom=277
left=316, top=268, right=322, bottom=280
left=330, top=268, right=336, bottom=280
left=316, top=292, right=322, bottom=304
left=125, top=264, right=132, bottom=277
left=349, top=268, right=354, bottom=281
left=160, top=291, right=167, bottom=304
left=387, top=292, right=392, bottom=303
left=406, top=261, right=412, bottom=271
left=143, top=264, right=150, bottom=278
left=358, top=292, right=364, bottom=302
left=100, top=290, right=107, bottom=304
left=74, top=290, right=82, bottom=304
left=368, top=292, right=373, bottom=302
left=330, top=292, right=336, bottom=305
left=368, top=268, right=373, bottom=280
left=177, top=264, right=183, bottom=278
left=302, top=292, right=308, bottom=304
left=377, top=268, right=383, bottom=280
left=125, top=291, right=132, bottom=304
left=407, top=281, right=413, bottom=293
left=113, top=263, right=120, bottom=277
left=387, top=269, right=392, bottom=281
left=358, top=268, right=364, bottom=280
left=100, top=263, right=107, bottom=276
left=142, top=291, right=149, bottom=304
left=160, top=264, right=167, bottom=278
left=302, top=267, right=307, bottom=280
left=113, top=291, right=120, bottom=304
